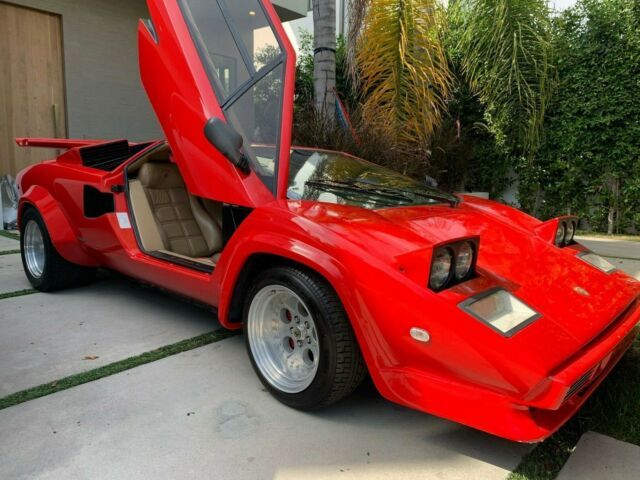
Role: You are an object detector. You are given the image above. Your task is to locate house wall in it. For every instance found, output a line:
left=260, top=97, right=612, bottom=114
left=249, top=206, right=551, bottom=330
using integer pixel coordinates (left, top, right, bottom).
left=6, top=0, right=162, bottom=141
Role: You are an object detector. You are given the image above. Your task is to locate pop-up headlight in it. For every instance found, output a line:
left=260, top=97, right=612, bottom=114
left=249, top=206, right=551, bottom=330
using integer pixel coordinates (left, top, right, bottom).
left=428, top=238, right=479, bottom=292
left=459, top=288, right=540, bottom=336
left=555, top=218, right=578, bottom=247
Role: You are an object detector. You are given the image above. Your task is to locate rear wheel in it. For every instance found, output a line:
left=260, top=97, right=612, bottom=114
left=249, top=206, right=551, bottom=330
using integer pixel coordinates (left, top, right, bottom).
left=20, top=207, right=96, bottom=292
left=244, top=266, right=366, bottom=410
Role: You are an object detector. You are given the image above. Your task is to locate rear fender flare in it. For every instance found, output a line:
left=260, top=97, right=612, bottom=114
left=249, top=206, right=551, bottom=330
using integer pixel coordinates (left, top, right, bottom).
left=19, top=185, right=98, bottom=266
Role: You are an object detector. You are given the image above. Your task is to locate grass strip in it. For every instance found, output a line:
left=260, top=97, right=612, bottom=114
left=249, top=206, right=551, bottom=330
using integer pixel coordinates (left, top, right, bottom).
left=0, top=328, right=239, bottom=411
left=0, top=289, right=38, bottom=300
left=0, top=249, right=21, bottom=256
left=508, top=336, right=640, bottom=479
left=0, top=231, right=20, bottom=241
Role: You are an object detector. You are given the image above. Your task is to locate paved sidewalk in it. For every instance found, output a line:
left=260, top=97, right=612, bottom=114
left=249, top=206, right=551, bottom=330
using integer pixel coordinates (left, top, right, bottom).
left=0, top=234, right=19, bottom=252
left=0, top=275, right=217, bottom=396
left=576, top=236, right=640, bottom=260
left=0, top=336, right=530, bottom=480
left=576, top=236, right=640, bottom=279
left=0, top=253, right=31, bottom=294
left=557, top=432, right=640, bottom=480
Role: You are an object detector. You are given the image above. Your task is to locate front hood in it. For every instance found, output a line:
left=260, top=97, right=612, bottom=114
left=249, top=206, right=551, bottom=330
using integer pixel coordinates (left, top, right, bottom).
left=376, top=203, right=639, bottom=349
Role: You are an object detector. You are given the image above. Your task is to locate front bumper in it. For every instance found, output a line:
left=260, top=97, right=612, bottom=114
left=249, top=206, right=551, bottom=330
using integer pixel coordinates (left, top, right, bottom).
left=377, top=298, right=640, bottom=443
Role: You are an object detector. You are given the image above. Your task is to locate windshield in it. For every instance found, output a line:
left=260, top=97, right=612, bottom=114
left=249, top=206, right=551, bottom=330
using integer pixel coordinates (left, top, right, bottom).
left=286, top=149, right=458, bottom=209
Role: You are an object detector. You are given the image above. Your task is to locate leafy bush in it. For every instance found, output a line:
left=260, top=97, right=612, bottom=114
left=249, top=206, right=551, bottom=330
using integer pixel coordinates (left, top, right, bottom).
left=519, top=0, right=640, bottom=232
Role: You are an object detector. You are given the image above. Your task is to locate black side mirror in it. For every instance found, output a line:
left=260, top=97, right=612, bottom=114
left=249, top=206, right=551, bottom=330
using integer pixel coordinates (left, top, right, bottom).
left=204, top=117, right=250, bottom=173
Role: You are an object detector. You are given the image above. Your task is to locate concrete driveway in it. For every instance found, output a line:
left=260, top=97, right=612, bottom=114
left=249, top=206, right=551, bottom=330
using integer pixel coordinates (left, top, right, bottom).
left=0, top=232, right=638, bottom=479
left=0, top=337, right=528, bottom=480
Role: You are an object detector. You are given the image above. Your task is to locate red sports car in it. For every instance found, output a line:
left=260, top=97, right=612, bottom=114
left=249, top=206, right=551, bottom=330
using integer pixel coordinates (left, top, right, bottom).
left=15, top=0, right=639, bottom=442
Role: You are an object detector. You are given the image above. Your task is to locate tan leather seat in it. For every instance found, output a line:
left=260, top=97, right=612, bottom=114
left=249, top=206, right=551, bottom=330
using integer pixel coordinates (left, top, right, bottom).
left=137, top=162, right=223, bottom=258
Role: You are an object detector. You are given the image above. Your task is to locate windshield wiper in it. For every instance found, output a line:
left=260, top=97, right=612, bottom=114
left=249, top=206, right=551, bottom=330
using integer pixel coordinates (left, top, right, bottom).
left=346, top=179, right=460, bottom=207
left=305, top=180, right=412, bottom=204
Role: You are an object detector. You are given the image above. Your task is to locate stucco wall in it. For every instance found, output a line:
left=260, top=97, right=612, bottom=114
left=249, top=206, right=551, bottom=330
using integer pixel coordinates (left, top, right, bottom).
left=8, top=0, right=162, bottom=141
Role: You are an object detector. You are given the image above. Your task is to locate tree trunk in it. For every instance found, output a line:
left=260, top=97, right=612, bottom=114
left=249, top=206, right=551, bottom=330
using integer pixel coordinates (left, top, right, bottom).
left=607, top=205, right=615, bottom=235
left=313, top=0, right=336, bottom=122
left=606, top=175, right=618, bottom=235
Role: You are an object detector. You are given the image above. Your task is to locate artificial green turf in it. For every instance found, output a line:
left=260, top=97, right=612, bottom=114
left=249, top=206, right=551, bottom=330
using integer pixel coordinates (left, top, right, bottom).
left=0, top=329, right=239, bottom=411
left=0, top=230, right=20, bottom=241
left=0, top=249, right=21, bottom=256
left=0, top=288, right=38, bottom=300
left=508, top=335, right=640, bottom=479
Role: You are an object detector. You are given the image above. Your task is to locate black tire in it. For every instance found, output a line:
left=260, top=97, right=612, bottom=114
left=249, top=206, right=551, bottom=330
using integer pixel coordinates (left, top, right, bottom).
left=243, top=266, right=367, bottom=410
left=20, top=207, right=97, bottom=292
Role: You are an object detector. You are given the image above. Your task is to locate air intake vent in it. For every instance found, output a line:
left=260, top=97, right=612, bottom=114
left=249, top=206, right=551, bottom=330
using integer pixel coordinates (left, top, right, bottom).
left=565, top=367, right=597, bottom=401
left=80, top=140, right=131, bottom=171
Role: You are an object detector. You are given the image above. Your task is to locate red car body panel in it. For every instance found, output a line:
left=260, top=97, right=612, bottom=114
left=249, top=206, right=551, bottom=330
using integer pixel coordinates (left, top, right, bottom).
left=15, top=0, right=640, bottom=443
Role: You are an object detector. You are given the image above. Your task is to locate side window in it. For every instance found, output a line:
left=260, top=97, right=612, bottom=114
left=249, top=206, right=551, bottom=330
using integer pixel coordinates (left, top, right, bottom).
left=224, top=1, right=282, bottom=72
left=180, top=0, right=250, bottom=97
left=180, top=0, right=286, bottom=193
left=225, top=64, right=283, bottom=191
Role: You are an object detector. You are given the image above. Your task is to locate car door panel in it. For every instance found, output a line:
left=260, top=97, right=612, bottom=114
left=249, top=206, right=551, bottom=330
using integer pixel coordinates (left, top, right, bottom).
left=139, top=0, right=295, bottom=206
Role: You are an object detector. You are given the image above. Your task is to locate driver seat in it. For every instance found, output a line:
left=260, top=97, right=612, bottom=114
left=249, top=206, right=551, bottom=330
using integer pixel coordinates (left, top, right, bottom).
left=137, top=162, right=223, bottom=261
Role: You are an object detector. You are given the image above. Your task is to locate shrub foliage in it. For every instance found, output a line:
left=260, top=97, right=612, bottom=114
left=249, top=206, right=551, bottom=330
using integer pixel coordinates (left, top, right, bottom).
left=518, top=0, right=640, bottom=232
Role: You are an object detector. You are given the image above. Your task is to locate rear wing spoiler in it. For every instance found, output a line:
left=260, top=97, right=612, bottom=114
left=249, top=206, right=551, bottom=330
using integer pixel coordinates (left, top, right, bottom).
left=16, top=138, right=157, bottom=172
left=16, top=138, right=108, bottom=149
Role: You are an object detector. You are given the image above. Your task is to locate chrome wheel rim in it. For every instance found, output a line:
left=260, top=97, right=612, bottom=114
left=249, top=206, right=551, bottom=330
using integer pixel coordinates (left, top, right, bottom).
left=247, top=285, right=320, bottom=393
left=24, top=220, right=45, bottom=278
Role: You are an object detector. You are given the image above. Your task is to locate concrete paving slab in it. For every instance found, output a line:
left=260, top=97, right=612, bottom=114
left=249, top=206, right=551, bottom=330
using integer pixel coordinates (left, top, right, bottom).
left=0, top=275, right=217, bottom=397
left=576, top=236, right=640, bottom=260
left=0, top=234, right=19, bottom=252
left=556, top=431, right=640, bottom=480
left=0, top=253, right=32, bottom=294
left=0, top=336, right=529, bottom=480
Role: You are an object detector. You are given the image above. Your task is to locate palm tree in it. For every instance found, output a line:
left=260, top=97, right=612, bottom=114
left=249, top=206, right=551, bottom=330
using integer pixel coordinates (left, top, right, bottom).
left=348, top=0, right=452, bottom=157
left=450, top=0, right=556, bottom=156
left=313, top=0, right=337, bottom=121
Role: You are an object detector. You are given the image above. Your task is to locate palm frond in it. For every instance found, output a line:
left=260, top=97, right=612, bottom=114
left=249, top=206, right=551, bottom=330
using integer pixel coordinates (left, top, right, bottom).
left=347, top=0, right=370, bottom=82
left=355, top=0, right=452, bottom=152
left=452, top=0, right=557, bottom=155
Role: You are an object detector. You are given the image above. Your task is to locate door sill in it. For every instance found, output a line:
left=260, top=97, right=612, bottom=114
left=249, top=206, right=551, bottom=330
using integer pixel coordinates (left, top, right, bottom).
left=147, top=250, right=214, bottom=274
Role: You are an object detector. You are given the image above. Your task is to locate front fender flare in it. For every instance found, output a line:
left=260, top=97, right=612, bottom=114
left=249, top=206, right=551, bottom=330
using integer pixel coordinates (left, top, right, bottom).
left=217, top=232, right=355, bottom=328
left=216, top=230, right=388, bottom=388
left=19, top=185, right=98, bottom=266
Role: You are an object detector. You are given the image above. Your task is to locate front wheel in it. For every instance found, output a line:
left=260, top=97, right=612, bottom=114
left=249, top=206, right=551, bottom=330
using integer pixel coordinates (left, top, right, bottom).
left=20, top=207, right=96, bottom=292
left=244, top=266, right=366, bottom=410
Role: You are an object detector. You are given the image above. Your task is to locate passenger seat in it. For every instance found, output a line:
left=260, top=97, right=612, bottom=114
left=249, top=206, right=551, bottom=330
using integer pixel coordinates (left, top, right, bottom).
left=136, top=162, right=223, bottom=263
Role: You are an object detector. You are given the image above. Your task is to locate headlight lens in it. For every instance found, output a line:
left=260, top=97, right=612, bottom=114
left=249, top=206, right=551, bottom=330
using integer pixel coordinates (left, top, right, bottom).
left=555, top=222, right=566, bottom=246
left=564, top=221, right=575, bottom=244
left=460, top=289, right=540, bottom=336
left=579, top=252, right=616, bottom=273
left=455, top=242, right=474, bottom=280
left=429, top=248, right=453, bottom=290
